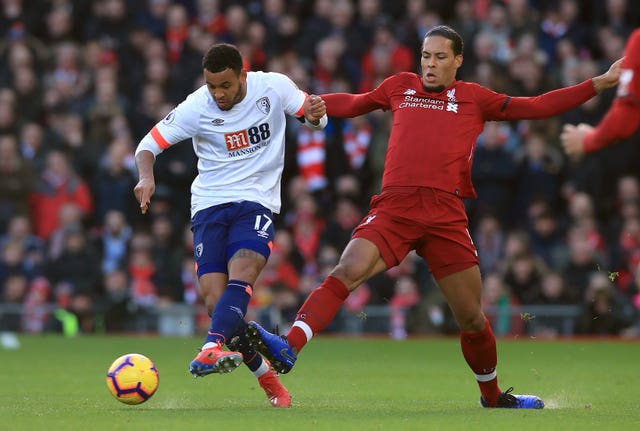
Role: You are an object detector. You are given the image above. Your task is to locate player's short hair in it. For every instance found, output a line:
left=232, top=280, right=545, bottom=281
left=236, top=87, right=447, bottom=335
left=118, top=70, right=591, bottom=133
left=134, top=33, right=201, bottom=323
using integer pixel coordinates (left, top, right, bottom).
left=202, top=43, right=243, bottom=75
left=424, top=25, right=464, bottom=56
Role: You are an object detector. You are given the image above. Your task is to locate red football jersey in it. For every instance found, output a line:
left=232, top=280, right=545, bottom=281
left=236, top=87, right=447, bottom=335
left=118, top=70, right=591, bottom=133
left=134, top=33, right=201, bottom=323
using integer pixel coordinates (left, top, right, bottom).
left=323, top=72, right=595, bottom=197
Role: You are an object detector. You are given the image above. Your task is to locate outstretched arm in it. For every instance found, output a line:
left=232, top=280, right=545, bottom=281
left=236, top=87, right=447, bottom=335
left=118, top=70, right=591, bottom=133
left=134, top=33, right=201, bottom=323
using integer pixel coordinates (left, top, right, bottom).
left=500, top=58, right=622, bottom=120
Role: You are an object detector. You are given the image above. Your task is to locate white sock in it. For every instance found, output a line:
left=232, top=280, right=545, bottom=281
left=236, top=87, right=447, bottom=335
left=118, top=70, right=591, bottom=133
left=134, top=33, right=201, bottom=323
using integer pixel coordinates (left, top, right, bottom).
left=292, top=320, right=314, bottom=342
left=202, top=341, right=219, bottom=350
left=252, top=359, right=269, bottom=378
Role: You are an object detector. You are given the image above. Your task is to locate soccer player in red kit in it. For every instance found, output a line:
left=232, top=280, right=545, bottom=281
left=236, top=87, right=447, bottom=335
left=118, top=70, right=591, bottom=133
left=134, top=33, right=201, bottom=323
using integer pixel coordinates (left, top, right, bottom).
left=247, top=25, right=621, bottom=408
left=561, top=28, right=640, bottom=155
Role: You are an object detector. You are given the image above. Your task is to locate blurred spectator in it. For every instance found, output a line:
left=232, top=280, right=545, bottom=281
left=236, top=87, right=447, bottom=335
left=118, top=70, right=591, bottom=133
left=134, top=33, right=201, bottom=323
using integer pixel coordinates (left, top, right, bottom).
left=478, top=1, right=512, bottom=66
left=47, top=203, right=84, bottom=260
left=29, top=150, right=93, bottom=239
left=127, top=232, right=158, bottom=331
left=529, top=271, right=578, bottom=337
left=502, top=250, right=547, bottom=305
left=84, top=0, right=132, bottom=49
left=12, top=65, right=43, bottom=123
left=0, top=241, right=28, bottom=289
left=538, top=0, right=591, bottom=63
left=482, top=272, right=523, bottom=336
left=288, top=192, right=326, bottom=273
left=18, top=122, right=49, bottom=173
left=193, top=0, right=226, bottom=37
left=98, top=268, right=133, bottom=332
left=164, top=3, right=190, bottom=64
left=136, top=0, right=170, bottom=38
left=525, top=199, right=569, bottom=271
left=506, top=0, right=539, bottom=41
left=93, top=137, right=137, bottom=224
left=513, top=132, right=565, bottom=222
left=320, top=196, right=364, bottom=252
left=149, top=214, right=183, bottom=302
left=21, top=276, right=51, bottom=333
left=0, top=133, right=33, bottom=229
left=218, top=4, right=249, bottom=45
left=562, top=225, right=607, bottom=300
left=578, top=272, right=635, bottom=335
left=473, top=213, right=506, bottom=275
left=95, top=210, right=132, bottom=275
left=46, top=224, right=101, bottom=332
left=469, top=122, right=517, bottom=226
left=341, top=116, right=373, bottom=174
left=46, top=225, right=101, bottom=299
left=359, top=17, right=414, bottom=92
left=0, top=273, right=28, bottom=331
left=0, top=214, right=45, bottom=279
left=389, top=275, right=420, bottom=340
left=0, top=88, right=18, bottom=136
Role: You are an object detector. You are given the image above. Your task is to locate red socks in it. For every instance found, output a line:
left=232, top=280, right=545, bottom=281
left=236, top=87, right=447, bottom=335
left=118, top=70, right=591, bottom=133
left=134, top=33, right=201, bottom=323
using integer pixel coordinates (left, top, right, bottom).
left=287, top=276, right=349, bottom=353
left=460, top=316, right=501, bottom=406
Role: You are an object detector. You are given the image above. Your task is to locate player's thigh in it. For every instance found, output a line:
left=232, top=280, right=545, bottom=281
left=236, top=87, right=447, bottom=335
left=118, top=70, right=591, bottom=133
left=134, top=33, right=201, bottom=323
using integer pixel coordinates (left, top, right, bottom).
left=192, top=204, right=234, bottom=277
left=332, top=237, right=387, bottom=290
left=227, top=201, right=274, bottom=283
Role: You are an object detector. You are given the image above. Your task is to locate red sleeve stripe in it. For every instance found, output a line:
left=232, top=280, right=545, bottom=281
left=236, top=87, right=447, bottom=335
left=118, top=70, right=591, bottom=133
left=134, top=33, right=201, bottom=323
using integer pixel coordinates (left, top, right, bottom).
left=150, top=126, right=171, bottom=149
left=294, top=92, right=308, bottom=117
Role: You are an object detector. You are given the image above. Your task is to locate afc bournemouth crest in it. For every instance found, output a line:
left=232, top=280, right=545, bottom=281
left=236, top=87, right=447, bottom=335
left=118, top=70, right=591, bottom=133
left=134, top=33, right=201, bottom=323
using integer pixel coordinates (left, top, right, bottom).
left=256, top=97, right=271, bottom=115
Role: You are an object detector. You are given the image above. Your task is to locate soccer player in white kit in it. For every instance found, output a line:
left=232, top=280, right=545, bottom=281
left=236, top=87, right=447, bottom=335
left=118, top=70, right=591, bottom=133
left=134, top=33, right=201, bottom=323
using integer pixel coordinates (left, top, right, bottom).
left=133, top=43, right=327, bottom=408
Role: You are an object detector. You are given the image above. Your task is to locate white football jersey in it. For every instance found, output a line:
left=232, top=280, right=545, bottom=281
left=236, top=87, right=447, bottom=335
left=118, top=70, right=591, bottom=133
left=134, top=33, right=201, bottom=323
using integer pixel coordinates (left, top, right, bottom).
left=135, top=71, right=307, bottom=217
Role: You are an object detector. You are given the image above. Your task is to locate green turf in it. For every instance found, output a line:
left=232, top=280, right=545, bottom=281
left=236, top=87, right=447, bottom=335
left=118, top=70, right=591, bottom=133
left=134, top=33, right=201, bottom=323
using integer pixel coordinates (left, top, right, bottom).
left=1, top=334, right=638, bottom=431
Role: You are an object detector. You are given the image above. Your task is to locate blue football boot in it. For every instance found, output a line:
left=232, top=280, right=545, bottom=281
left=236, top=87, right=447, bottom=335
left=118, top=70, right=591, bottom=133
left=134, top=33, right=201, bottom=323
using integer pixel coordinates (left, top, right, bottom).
left=481, top=387, right=545, bottom=409
left=246, top=321, right=297, bottom=374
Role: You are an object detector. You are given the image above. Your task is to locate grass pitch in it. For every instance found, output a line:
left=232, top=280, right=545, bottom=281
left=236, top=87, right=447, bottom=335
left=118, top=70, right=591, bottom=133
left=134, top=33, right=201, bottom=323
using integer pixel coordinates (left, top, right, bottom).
left=1, top=334, right=638, bottom=431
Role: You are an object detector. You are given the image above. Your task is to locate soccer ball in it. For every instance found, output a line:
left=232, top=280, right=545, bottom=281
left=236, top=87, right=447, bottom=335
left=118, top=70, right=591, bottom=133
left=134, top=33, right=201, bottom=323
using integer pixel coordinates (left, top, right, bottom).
left=106, top=353, right=159, bottom=405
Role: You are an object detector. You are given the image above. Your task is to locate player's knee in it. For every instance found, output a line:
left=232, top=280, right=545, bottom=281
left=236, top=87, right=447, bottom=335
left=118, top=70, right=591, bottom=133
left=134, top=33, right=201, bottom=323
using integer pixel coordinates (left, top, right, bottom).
left=331, top=262, right=368, bottom=290
left=457, top=312, right=485, bottom=332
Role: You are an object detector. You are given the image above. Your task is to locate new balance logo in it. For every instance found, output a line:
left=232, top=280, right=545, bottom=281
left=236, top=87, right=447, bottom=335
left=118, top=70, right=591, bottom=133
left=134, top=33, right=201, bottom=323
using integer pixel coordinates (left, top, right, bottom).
left=403, top=89, right=416, bottom=95
left=362, top=214, right=377, bottom=225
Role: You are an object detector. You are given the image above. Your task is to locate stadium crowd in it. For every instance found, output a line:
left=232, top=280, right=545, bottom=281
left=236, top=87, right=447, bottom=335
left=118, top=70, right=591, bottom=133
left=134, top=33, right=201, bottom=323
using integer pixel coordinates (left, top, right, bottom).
left=1, top=0, right=639, bottom=338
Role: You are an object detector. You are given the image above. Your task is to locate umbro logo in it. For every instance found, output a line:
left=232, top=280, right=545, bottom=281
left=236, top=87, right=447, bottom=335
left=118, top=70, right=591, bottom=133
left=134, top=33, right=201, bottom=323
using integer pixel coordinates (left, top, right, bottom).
left=211, top=118, right=225, bottom=126
left=403, top=89, right=416, bottom=95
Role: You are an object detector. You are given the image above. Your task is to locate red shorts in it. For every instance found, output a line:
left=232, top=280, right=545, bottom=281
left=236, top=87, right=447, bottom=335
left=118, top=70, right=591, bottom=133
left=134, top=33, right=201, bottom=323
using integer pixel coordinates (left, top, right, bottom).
left=352, top=187, right=479, bottom=280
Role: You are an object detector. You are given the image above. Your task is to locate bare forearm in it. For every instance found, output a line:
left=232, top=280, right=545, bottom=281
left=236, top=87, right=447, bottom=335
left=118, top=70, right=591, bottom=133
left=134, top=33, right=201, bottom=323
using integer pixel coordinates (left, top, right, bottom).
left=135, top=150, right=156, bottom=181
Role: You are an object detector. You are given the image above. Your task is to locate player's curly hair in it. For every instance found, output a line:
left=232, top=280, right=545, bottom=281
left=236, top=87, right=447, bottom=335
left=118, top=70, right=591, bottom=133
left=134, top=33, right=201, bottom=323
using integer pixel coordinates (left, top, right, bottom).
left=202, top=43, right=243, bottom=75
left=424, top=25, right=464, bottom=56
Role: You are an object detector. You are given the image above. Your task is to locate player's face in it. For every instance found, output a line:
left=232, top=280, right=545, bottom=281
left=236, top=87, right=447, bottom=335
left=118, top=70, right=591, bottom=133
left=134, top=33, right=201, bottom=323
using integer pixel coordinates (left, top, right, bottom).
left=420, top=36, right=462, bottom=92
left=204, top=68, right=247, bottom=110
